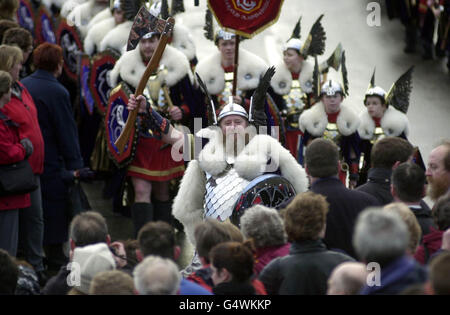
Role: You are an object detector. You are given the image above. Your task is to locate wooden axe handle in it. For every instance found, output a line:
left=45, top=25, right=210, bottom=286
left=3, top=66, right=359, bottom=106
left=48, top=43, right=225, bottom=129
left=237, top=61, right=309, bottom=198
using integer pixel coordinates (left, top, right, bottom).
left=114, top=17, right=175, bottom=154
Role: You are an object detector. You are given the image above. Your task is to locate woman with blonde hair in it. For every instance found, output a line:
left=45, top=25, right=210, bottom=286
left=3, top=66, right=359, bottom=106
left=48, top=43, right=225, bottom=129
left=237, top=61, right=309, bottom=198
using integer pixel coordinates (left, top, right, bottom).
left=0, top=45, right=46, bottom=282
left=0, top=70, right=33, bottom=256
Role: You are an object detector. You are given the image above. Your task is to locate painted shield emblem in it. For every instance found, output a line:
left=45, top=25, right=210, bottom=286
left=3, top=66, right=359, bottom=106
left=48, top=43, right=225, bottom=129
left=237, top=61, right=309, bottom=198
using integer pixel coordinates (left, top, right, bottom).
left=79, top=54, right=95, bottom=115
left=16, top=0, right=35, bottom=35
left=231, top=174, right=296, bottom=227
left=105, top=82, right=138, bottom=168
left=89, top=49, right=121, bottom=114
left=35, top=5, right=56, bottom=44
left=56, top=18, right=84, bottom=81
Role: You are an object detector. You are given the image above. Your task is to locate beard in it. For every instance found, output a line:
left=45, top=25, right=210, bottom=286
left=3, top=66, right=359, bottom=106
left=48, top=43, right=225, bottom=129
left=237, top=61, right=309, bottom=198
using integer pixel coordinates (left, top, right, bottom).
left=427, top=175, right=450, bottom=201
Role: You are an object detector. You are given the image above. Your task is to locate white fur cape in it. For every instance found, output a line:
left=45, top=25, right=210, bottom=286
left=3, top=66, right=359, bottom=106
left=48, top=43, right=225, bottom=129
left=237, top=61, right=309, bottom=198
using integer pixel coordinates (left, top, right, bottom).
left=99, top=21, right=133, bottom=53
left=299, top=101, right=360, bottom=137
left=195, top=48, right=268, bottom=95
left=84, top=16, right=116, bottom=55
left=109, top=43, right=193, bottom=89
left=66, top=0, right=108, bottom=38
left=358, top=106, right=410, bottom=140
left=171, top=23, right=196, bottom=62
left=271, top=58, right=315, bottom=95
left=172, top=127, right=308, bottom=246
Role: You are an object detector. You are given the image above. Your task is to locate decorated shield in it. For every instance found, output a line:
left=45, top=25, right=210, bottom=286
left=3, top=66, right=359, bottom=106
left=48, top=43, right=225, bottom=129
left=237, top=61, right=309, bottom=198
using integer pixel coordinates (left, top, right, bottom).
left=56, top=18, right=84, bottom=81
left=89, top=49, right=121, bottom=114
left=105, top=82, right=138, bottom=168
left=230, top=174, right=296, bottom=227
left=208, top=0, right=284, bottom=38
left=16, top=0, right=35, bottom=35
left=79, top=54, right=95, bottom=116
left=35, top=5, right=56, bottom=45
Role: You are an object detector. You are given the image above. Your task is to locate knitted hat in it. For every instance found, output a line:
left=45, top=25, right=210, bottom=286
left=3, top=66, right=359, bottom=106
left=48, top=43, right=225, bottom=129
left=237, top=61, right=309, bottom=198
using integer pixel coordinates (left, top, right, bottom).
left=72, top=243, right=116, bottom=294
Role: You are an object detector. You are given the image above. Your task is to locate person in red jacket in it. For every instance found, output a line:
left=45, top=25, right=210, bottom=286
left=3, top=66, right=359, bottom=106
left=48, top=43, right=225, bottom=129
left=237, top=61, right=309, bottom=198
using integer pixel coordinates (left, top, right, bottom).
left=0, top=70, right=33, bottom=256
left=0, top=45, right=46, bottom=280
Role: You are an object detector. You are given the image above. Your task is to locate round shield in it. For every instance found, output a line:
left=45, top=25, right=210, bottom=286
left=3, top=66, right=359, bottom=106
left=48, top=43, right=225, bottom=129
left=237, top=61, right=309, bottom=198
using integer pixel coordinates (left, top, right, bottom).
left=16, top=0, right=35, bottom=35
left=230, top=174, right=296, bottom=227
left=79, top=54, right=95, bottom=115
left=89, top=49, right=121, bottom=114
left=105, top=82, right=138, bottom=168
left=56, top=18, right=84, bottom=81
left=35, top=5, right=56, bottom=44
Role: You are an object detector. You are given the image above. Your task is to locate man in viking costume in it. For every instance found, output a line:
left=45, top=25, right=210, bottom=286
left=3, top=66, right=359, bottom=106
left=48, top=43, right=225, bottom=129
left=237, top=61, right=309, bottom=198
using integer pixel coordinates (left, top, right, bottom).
left=109, top=27, right=199, bottom=236
left=298, top=55, right=361, bottom=189
left=357, top=67, right=415, bottom=185
left=83, top=0, right=132, bottom=55
left=269, top=15, right=330, bottom=160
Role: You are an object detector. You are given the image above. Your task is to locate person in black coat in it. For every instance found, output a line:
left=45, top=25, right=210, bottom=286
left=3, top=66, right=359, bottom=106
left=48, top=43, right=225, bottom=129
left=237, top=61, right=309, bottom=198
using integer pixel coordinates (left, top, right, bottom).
left=356, top=137, right=415, bottom=205
left=391, top=162, right=436, bottom=237
left=259, top=191, right=354, bottom=295
left=305, top=138, right=380, bottom=258
left=21, top=43, right=92, bottom=271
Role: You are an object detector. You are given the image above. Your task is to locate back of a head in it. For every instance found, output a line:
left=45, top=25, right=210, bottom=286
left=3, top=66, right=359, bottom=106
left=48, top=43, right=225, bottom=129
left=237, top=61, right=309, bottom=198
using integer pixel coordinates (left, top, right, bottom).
left=392, top=162, right=426, bottom=203
left=194, top=219, right=243, bottom=263
left=383, top=203, right=421, bottom=255
left=0, top=0, right=19, bottom=20
left=210, top=241, right=254, bottom=283
left=353, top=208, right=409, bottom=267
left=305, top=138, right=339, bottom=178
left=429, top=251, right=450, bottom=295
left=71, top=243, right=117, bottom=294
left=0, top=249, right=19, bottom=295
left=32, top=42, right=63, bottom=73
left=281, top=191, right=329, bottom=242
left=432, top=194, right=450, bottom=231
left=239, top=205, right=287, bottom=249
left=2, top=27, right=32, bottom=52
left=133, top=255, right=181, bottom=295
left=327, top=262, right=367, bottom=295
left=0, top=44, right=22, bottom=72
left=89, top=270, right=135, bottom=295
left=69, top=211, right=109, bottom=247
left=137, top=221, right=175, bottom=259
left=0, top=20, right=19, bottom=43
left=371, top=137, right=414, bottom=169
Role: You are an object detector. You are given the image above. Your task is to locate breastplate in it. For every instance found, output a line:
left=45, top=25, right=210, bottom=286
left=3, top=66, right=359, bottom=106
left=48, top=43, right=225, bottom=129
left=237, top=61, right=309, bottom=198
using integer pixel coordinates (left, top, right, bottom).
left=323, top=123, right=341, bottom=144
left=370, top=127, right=385, bottom=144
left=204, top=166, right=250, bottom=222
left=218, top=71, right=242, bottom=107
left=283, top=79, right=306, bottom=129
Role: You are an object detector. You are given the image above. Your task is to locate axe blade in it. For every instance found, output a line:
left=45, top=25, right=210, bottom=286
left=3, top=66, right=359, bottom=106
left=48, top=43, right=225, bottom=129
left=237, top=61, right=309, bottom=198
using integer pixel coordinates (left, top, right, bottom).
left=127, top=6, right=167, bottom=51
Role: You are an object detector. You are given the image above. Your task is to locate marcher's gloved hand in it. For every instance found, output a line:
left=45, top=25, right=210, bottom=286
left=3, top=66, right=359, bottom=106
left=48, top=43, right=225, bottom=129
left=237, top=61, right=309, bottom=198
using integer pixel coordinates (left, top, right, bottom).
left=75, top=167, right=95, bottom=182
left=20, top=138, right=34, bottom=158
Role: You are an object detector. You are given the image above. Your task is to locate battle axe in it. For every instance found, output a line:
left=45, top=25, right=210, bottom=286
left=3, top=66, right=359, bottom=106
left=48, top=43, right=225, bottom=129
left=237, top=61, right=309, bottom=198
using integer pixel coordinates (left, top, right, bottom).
left=114, top=6, right=174, bottom=154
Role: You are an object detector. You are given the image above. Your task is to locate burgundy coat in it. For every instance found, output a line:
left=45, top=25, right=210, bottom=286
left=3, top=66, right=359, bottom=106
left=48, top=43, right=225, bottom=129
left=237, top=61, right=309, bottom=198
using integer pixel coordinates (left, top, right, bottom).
left=0, top=109, right=31, bottom=210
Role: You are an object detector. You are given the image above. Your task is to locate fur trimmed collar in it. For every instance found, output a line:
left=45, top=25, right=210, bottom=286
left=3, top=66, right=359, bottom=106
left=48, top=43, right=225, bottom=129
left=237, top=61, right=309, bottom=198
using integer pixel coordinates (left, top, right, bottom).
left=358, top=106, right=410, bottom=139
left=99, top=21, right=132, bottom=53
left=271, top=58, right=315, bottom=95
left=299, top=101, right=360, bottom=136
left=171, top=23, right=196, bottom=62
left=195, top=48, right=268, bottom=95
left=195, top=127, right=308, bottom=194
left=109, top=44, right=192, bottom=89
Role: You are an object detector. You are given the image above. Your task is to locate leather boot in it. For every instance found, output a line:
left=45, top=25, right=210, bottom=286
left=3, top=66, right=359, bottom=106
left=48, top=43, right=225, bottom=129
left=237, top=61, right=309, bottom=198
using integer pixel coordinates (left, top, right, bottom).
left=153, top=200, right=173, bottom=226
left=131, top=202, right=153, bottom=238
